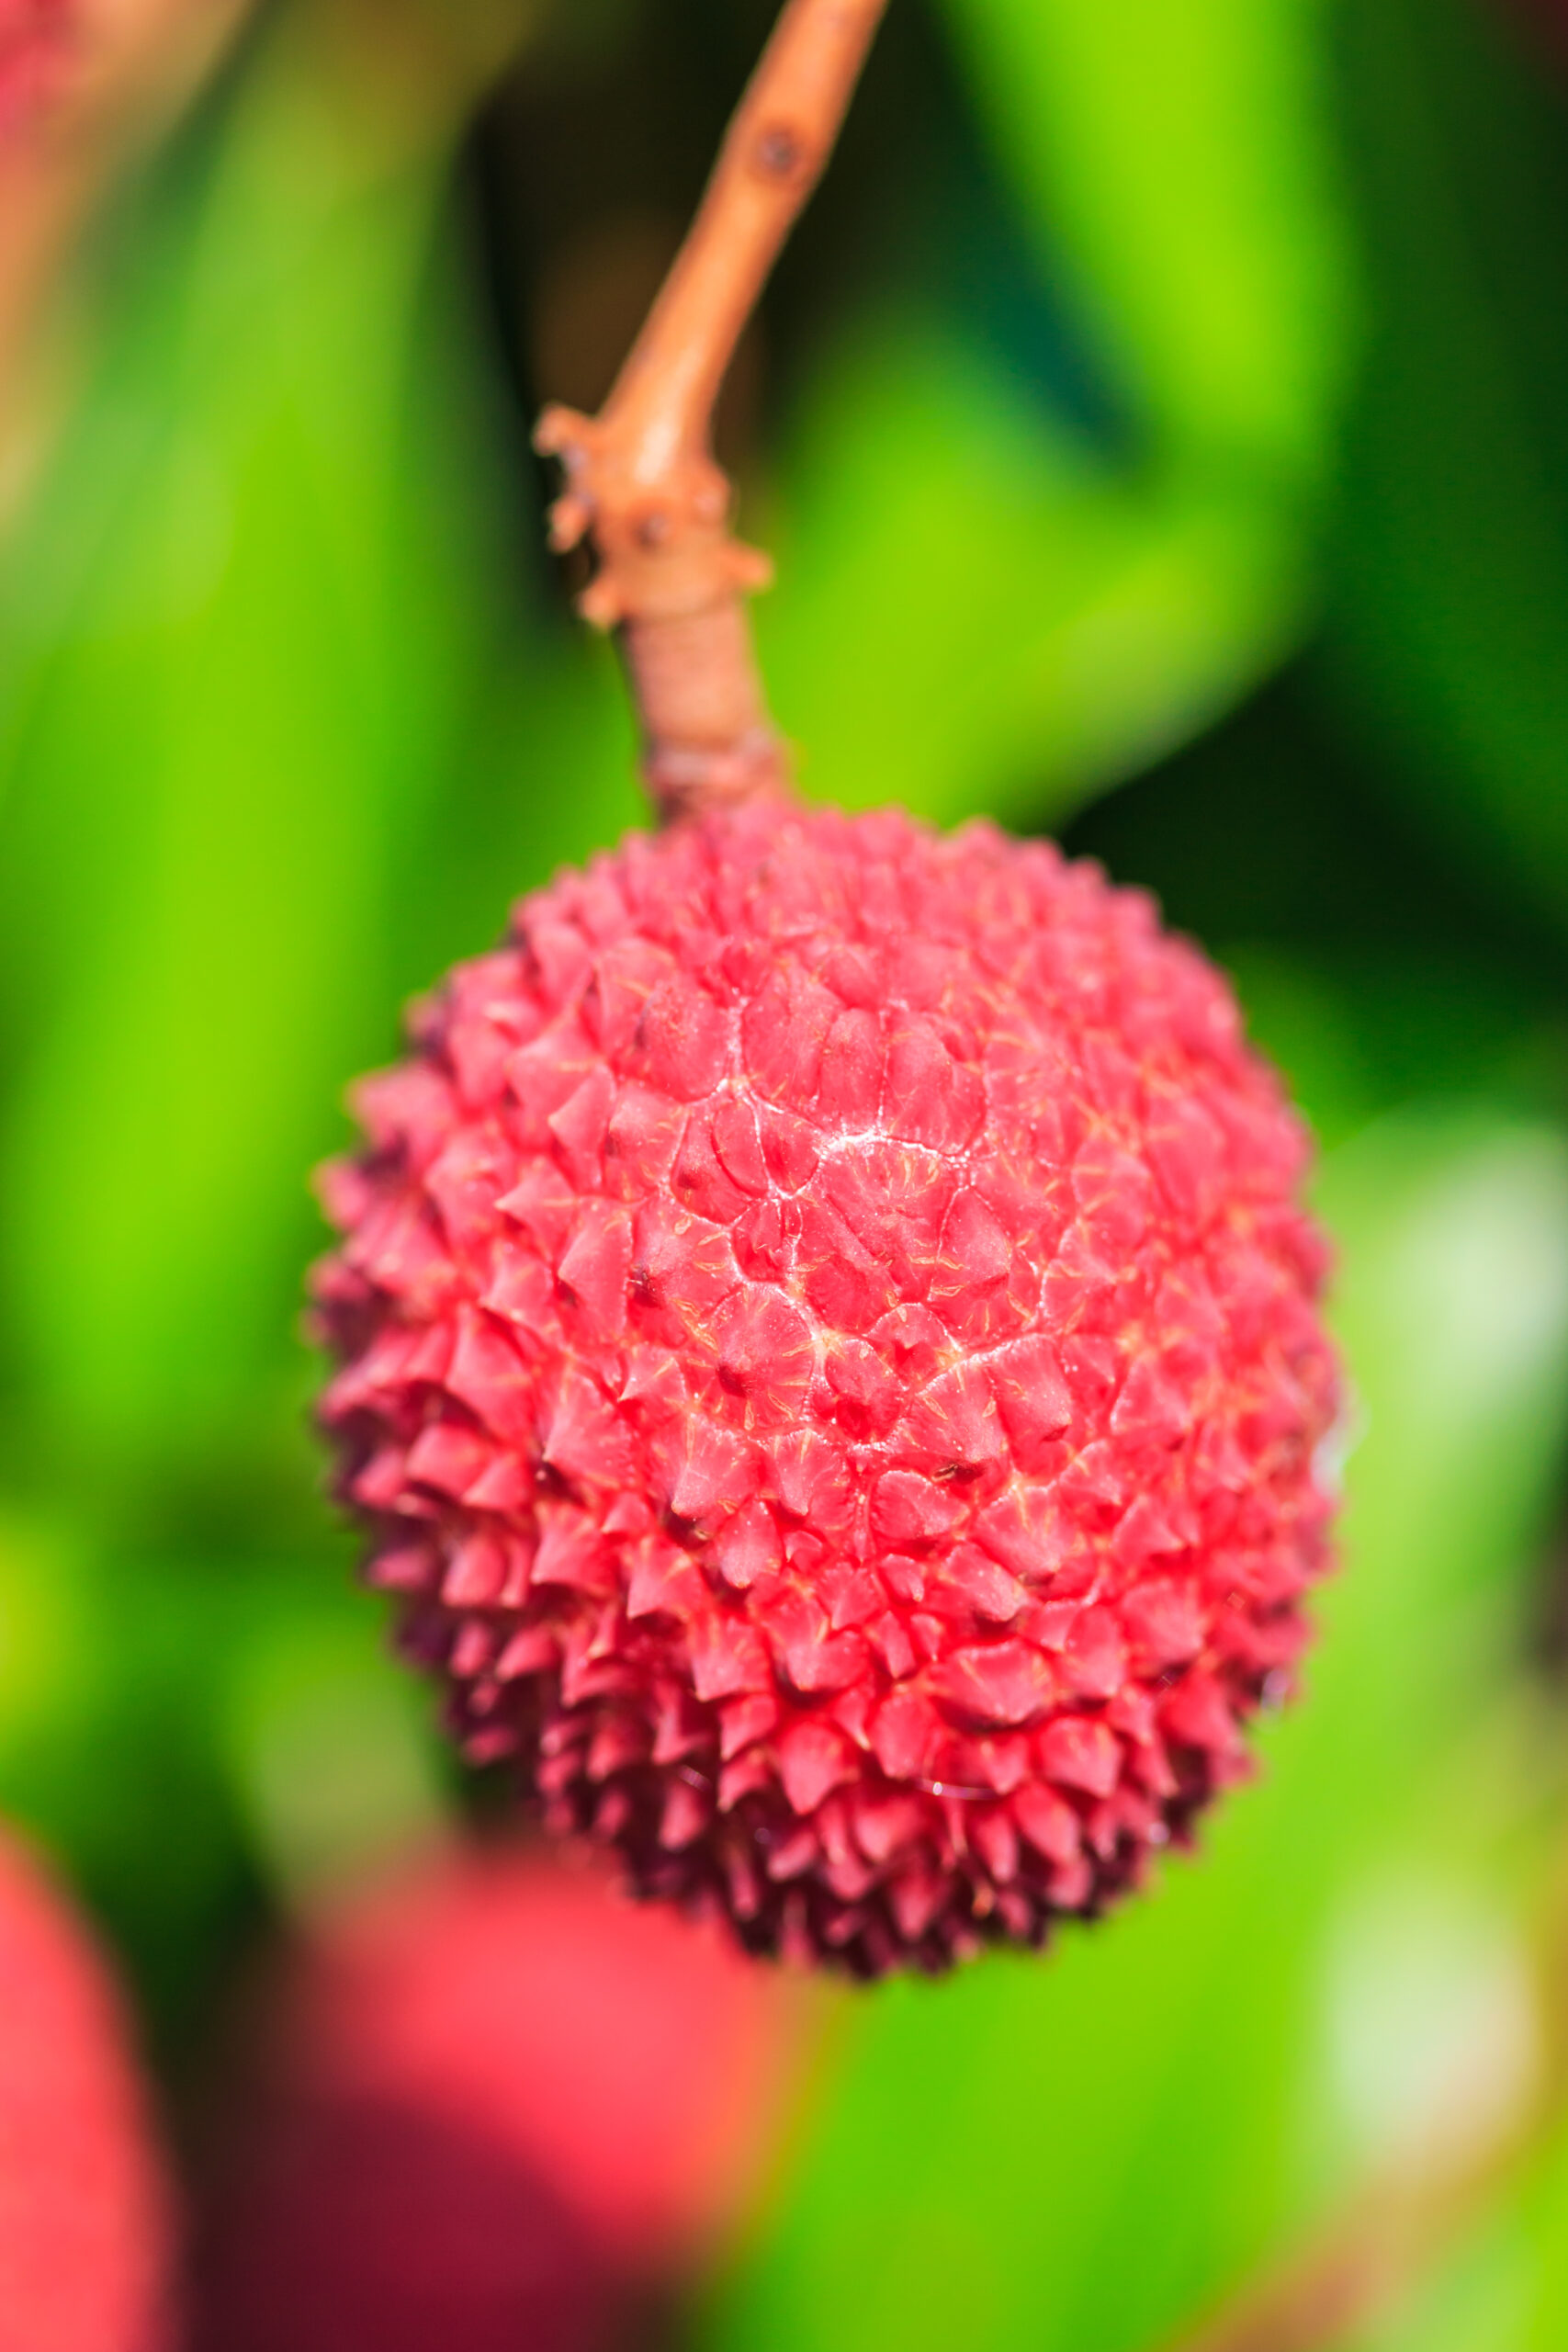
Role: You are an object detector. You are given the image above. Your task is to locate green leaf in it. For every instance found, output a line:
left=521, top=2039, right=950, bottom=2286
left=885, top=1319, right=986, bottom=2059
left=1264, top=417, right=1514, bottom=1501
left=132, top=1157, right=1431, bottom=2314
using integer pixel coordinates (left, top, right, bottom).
left=1330, top=0, right=1568, bottom=925
left=0, top=14, right=575, bottom=1473
left=754, top=0, right=1354, bottom=823
left=936, top=0, right=1350, bottom=479
left=760, top=318, right=1318, bottom=825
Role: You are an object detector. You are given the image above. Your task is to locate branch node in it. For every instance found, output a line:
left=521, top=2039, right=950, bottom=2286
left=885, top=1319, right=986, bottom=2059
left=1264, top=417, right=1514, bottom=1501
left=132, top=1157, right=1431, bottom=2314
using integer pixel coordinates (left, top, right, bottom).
left=535, top=0, right=889, bottom=822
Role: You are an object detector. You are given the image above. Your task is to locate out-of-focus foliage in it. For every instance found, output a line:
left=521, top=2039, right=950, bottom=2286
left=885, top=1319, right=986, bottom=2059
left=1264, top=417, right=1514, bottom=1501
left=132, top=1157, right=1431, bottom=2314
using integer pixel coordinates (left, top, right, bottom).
left=0, top=0, right=525, bottom=2028
left=0, top=0, right=1565, bottom=2346
left=763, top=0, right=1351, bottom=820
left=1333, top=0, right=1568, bottom=932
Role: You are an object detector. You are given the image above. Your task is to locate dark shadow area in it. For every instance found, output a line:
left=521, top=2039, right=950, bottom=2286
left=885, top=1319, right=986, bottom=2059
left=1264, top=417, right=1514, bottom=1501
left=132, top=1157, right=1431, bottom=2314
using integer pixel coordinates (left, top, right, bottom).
left=189, top=2083, right=660, bottom=2352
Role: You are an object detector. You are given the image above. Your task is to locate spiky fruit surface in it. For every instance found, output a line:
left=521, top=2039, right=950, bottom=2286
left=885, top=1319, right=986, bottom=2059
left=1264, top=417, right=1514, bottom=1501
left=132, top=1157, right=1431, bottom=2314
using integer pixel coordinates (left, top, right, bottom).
left=0, top=1826, right=172, bottom=2352
left=314, top=799, right=1339, bottom=1975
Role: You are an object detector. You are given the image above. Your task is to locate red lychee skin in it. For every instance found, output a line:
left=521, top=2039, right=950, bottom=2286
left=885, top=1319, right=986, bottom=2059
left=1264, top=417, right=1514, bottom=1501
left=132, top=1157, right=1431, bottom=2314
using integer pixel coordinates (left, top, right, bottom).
left=0, top=1826, right=174, bottom=2352
left=191, top=1847, right=807, bottom=2352
left=0, top=1, right=74, bottom=132
left=313, top=799, right=1340, bottom=1977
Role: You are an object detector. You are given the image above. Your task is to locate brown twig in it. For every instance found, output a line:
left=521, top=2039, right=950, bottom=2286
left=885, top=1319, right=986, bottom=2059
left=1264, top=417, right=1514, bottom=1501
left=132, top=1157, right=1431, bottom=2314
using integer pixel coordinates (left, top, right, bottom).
left=535, top=0, right=890, bottom=823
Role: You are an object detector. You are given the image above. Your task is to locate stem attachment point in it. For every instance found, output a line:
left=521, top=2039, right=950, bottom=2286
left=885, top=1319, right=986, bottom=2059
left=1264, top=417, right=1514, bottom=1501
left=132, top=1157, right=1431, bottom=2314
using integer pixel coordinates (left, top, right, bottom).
left=534, top=0, right=889, bottom=823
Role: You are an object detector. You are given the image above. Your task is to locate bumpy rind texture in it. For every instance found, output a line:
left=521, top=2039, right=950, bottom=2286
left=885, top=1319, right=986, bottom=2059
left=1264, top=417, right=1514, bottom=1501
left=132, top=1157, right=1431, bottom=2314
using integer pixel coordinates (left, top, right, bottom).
left=314, top=801, right=1339, bottom=1977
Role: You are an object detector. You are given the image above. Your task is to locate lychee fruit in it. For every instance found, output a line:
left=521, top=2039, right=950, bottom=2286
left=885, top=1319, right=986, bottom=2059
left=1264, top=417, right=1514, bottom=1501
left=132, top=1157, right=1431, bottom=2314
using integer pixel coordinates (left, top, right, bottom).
left=0, top=0, right=73, bottom=132
left=0, top=1823, right=174, bottom=2352
left=190, top=1844, right=807, bottom=2352
left=313, top=797, right=1340, bottom=1975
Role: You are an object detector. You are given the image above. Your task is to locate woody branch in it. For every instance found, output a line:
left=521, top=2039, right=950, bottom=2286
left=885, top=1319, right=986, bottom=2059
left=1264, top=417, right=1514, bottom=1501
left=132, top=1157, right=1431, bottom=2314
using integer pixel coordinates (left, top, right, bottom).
left=535, top=0, right=889, bottom=823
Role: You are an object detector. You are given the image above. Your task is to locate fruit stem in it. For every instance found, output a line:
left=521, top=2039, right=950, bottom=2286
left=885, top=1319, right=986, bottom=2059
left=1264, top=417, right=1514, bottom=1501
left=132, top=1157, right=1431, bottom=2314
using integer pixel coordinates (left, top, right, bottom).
left=535, top=0, right=889, bottom=824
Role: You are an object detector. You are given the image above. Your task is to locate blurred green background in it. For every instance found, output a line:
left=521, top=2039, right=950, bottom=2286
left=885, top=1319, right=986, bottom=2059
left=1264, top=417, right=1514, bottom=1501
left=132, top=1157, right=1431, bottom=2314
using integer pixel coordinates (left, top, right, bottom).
left=4, top=0, right=1568, bottom=2346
